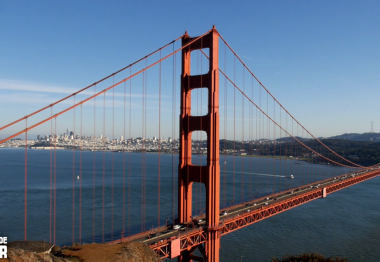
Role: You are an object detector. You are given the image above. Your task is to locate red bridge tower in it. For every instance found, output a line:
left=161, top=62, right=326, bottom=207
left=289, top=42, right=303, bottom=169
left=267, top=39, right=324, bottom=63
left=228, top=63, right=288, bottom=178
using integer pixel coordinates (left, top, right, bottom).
left=178, top=26, right=220, bottom=261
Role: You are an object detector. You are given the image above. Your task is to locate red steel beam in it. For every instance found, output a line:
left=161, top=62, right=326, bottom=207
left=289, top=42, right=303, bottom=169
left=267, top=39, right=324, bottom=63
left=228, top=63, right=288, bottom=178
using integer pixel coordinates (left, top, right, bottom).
left=178, top=26, right=220, bottom=262
left=148, top=169, right=380, bottom=259
left=149, top=229, right=207, bottom=258
left=220, top=169, right=380, bottom=235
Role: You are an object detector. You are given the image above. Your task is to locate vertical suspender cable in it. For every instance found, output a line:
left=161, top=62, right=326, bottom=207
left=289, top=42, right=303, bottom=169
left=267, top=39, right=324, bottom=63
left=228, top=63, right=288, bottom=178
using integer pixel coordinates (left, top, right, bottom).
left=233, top=55, right=236, bottom=206
left=260, top=89, right=263, bottom=198
left=111, top=76, right=115, bottom=240
left=314, top=133, right=316, bottom=180
left=249, top=75, right=253, bottom=200
left=24, top=118, right=28, bottom=241
left=129, top=67, right=132, bottom=236
left=144, top=58, right=148, bottom=231
left=313, top=133, right=315, bottom=182
left=241, top=67, right=244, bottom=203
left=200, top=40, right=203, bottom=215
left=302, top=128, right=305, bottom=184
left=307, top=132, right=310, bottom=184
left=146, top=59, right=149, bottom=231
left=293, top=121, right=296, bottom=184
left=196, top=80, right=199, bottom=214
left=323, top=139, right=326, bottom=179
left=263, top=90, right=265, bottom=196
left=315, top=137, right=318, bottom=182
left=223, top=43, right=227, bottom=208
left=258, top=85, right=261, bottom=198
left=291, top=118, right=299, bottom=188
left=197, top=83, right=200, bottom=214
left=309, top=131, right=311, bottom=182
left=93, top=85, right=96, bottom=243
left=50, top=108, right=53, bottom=243
left=79, top=104, right=82, bottom=244
left=141, top=70, right=144, bottom=232
left=285, top=113, right=288, bottom=190
left=307, top=132, right=310, bottom=183
left=123, top=78, right=126, bottom=235
left=268, top=92, right=270, bottom=193
left=198, top=52, right=201, bottom=214
left=296, top=123, right=299, bottom=184
left=158, top=50, right=162, bottom=229
left=279, top=108, right=282, bottom=192
left=102, top=92, right=106, bottom=243
left=299, top=126, right=302, bottom=185
left=273, top=97, right=276, bottom=194
left=303, top=128, right=306, bottom=184
left=54, top=117, right=57, bottom=245
left=72, top=96, right=76, bottom=244
left=255, top=89, right=258, bottom=198
left=318, top=138, right=320, bottom=178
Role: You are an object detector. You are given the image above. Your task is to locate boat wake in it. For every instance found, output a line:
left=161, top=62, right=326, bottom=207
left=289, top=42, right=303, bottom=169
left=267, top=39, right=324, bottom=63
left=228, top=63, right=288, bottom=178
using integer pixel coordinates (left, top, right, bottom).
left=224, top=171, right=286, bottom=178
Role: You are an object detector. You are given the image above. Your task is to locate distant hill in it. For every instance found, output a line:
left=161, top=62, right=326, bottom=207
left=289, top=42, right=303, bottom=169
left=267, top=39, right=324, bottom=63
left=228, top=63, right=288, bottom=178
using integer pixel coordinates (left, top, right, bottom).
left=328, top=132, right=380, bottom=142
left=276, top=136, right=305, bottom=142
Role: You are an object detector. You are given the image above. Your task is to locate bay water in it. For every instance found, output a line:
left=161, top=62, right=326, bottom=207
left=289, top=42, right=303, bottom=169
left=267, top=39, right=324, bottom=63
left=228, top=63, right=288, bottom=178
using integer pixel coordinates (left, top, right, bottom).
left=0, top=148, right=379, bottom=261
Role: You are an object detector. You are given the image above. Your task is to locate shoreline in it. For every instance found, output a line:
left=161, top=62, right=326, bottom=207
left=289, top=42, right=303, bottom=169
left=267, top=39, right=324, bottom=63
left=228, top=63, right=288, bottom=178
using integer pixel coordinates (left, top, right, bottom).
left=0, top=146, right=308, bottom=161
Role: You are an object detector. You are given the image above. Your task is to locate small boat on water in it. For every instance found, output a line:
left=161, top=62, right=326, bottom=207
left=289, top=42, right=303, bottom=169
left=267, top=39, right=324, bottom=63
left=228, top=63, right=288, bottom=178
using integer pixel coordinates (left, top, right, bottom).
left=77, top=175, right=80, bottom=180
left=288, top=174, right=294, bottom=179
left=224, top=161, right=227, bottom=164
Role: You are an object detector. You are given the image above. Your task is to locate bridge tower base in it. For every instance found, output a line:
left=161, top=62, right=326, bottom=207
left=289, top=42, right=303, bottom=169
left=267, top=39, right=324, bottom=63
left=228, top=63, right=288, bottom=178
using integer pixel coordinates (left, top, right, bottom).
left=178, top=26, right=220, bottom=262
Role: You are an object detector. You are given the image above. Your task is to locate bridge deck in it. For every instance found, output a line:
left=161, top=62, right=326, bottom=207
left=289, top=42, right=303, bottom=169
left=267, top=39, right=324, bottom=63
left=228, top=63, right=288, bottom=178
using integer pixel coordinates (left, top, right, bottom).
left=109, top=168, right=380, bottom=259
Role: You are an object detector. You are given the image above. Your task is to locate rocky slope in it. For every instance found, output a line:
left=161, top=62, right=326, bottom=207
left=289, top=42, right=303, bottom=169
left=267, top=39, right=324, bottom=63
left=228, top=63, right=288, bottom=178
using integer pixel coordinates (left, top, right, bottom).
left=0, top=241, right=161, bottom=262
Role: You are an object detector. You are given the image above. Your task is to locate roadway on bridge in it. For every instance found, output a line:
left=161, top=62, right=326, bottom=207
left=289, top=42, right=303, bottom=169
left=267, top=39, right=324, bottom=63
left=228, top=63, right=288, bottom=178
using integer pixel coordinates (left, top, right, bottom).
left=109, top=167, right=379, bottom=247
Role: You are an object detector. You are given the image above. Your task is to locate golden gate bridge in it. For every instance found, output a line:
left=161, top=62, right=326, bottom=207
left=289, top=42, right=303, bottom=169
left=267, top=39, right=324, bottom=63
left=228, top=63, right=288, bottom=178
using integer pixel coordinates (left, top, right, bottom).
left=1, top=26, right=379, bottom=261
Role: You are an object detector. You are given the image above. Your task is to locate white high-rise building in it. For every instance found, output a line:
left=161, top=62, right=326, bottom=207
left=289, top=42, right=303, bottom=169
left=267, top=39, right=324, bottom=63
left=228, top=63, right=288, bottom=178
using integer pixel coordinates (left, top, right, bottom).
left=120, top=136, right=124, bottom=141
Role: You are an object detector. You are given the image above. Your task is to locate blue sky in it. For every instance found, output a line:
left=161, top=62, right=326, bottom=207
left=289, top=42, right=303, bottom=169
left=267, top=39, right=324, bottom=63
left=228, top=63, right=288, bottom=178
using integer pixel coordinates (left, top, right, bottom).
left=1, top=0, right=379, bottom=140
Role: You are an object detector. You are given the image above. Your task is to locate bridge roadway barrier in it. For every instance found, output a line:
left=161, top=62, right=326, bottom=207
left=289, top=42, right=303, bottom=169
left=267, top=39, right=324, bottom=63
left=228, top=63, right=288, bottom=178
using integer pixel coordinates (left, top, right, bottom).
left=219, top=169, right=380, bottom=236
left=109, top=168, right=380, bottom=259
left=108, top=224, right=171, bottom=245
